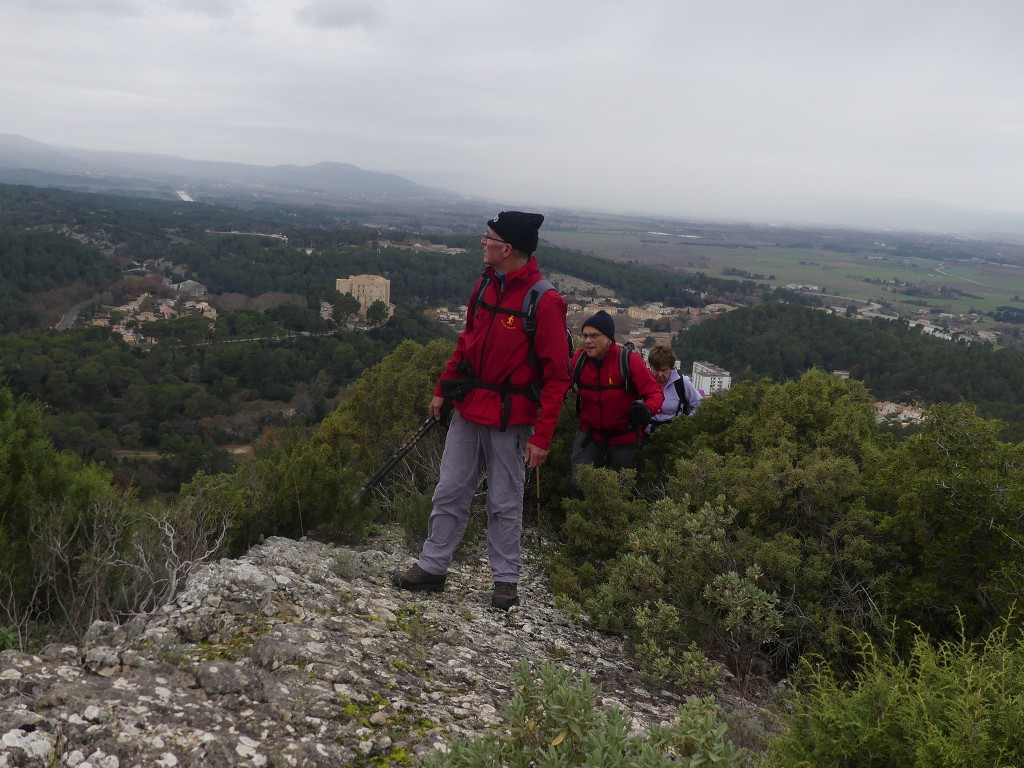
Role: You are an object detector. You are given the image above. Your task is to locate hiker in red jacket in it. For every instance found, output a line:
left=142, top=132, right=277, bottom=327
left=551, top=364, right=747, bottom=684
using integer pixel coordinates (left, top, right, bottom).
left=392, top=211, right=571, bottom=610
left=569, top=310, right=663, bottom=493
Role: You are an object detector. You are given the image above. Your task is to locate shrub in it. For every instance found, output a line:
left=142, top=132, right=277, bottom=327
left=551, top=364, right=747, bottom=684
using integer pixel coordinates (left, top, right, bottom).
left=636, top=371, right=899, bottom=670
left=764, top=617, right=1024, bottom=767
left=316, top=338, right=452, bottom=527
left=1, top=385, right=131, bottom=644
left=548, top=466, right=647, bottom=600
left=0, top=483, right=237, bottom=647
left=566, top=489, right=780, bottom=680
left=870, top=403, right=1024, bottom=640
left=703, top=567, right=783, bottom=680
left=419, top=659, right=745, bottom=767
left=633, top=602, right=719, bottom=689
left=394, top=490, right=434, bottom=546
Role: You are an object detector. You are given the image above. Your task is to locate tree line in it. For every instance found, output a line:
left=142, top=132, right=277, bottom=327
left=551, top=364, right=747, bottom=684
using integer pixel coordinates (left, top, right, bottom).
left=0, top=224, right=121, bottom=331
left=673, top=301, right=1024, bottom=440
left=0, top=305, right=452, bottom=496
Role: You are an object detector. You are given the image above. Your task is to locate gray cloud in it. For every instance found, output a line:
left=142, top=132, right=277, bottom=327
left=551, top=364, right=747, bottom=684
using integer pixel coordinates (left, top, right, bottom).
left=2, top=0, right=1024, bottom=227
left=295, top=0, right=381, bottom=30
left=11, top=0, right=144, bottom=15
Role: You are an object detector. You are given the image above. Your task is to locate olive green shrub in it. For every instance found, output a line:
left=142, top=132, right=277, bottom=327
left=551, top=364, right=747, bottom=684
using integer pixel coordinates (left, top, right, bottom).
left=633, top=602, right=719, bottom=689
left=419, top=659, right=744, bottom=768
left=1, top=385, right=129, bottom=644
left=547, top=466, right=647, bottom=602
left=571, top=485, right=782, bottom=681
left=639, top=370, right=898, bottom=669
left=765, top=618, right=1024, bottom=767
left=394, top=490, right=434, bottom=545
left=869, top=402, right=1024, bottom=640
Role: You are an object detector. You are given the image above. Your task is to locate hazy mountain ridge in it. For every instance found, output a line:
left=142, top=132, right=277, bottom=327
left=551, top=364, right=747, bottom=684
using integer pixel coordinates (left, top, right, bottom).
left=5, top=133, right=1024, bottom=237
left=0, top=134, right=459, bottom=208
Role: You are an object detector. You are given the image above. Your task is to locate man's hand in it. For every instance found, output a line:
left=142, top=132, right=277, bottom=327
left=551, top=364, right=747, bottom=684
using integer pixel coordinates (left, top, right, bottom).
left=428, top=395, right=446, bottom=421
left=524, top=442, right=549, bottom=470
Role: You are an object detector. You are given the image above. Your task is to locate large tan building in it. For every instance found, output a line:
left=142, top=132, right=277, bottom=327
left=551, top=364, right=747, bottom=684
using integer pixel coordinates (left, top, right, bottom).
left=336, top=274, right=391, bottom=314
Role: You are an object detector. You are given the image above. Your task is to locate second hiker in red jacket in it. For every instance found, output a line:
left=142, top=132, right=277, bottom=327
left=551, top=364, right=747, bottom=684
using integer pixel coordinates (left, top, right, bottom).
left=569, top=310, right=663, bottom=493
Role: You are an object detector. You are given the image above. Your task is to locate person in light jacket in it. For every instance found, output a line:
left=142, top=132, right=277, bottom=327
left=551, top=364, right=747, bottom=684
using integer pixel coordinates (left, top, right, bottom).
left=644, top=345, right=702, bottom=443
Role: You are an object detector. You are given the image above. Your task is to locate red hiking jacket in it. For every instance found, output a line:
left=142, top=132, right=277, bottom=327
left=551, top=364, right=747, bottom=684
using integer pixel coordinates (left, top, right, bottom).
left=571, top=343, right=664, bottom=446
left=435, top=259, right=571, bottom=450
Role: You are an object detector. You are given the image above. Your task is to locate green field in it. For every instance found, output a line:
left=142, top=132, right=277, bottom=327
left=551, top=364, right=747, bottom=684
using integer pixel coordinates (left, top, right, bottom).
left=543, top=222, right=1024, bottom=321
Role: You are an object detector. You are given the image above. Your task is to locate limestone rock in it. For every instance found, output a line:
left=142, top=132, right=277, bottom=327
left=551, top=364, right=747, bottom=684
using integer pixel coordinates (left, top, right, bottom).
left=0, top=533, right=758, bottom=766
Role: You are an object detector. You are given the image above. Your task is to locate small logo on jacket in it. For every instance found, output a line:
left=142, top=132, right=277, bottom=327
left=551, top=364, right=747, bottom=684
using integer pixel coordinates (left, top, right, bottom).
left=503, top=315, right=517, bottom=330
left=607, top=376, right=614, bottom=386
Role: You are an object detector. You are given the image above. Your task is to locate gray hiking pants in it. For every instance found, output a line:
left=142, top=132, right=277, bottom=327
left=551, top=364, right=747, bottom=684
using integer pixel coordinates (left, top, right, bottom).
left=570, top=429, right=637, bottom=490
left=418, top=411, right=532, bottom=583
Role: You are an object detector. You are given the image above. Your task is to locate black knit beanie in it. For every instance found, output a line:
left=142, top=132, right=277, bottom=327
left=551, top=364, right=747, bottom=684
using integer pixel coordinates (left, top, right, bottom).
left=581, top=310, right=615, bottom=341
left=487, top=211, right=544, bottom=254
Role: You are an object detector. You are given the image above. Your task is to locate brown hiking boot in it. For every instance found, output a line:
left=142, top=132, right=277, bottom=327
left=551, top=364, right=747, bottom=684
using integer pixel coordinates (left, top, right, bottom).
left=491, top=581, right=518, bottom=610
left=391, top=563, right=447, bottom=592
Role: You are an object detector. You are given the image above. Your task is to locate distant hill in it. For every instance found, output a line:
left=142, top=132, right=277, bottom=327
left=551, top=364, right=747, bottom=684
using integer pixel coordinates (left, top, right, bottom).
left=0, top=133, right=460, bottom=209
left=6, top=134, right=1024, bottom=238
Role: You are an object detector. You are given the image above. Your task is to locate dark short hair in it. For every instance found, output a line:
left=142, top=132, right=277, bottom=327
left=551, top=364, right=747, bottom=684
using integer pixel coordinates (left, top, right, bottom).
left=648, top=345, right=676, bottom=369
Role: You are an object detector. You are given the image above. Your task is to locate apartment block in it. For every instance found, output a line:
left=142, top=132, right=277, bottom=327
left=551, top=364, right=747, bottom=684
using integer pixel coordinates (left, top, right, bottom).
left=692, top=360, right=732, bottom=394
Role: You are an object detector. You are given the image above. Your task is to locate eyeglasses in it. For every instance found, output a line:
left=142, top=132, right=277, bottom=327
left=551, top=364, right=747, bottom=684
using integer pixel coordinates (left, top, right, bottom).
left=481, top=234, right=508, bottom=244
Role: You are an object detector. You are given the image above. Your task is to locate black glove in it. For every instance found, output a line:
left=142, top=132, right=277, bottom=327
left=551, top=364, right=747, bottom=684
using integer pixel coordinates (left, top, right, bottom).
left=628, top=399, right=651, bottom=429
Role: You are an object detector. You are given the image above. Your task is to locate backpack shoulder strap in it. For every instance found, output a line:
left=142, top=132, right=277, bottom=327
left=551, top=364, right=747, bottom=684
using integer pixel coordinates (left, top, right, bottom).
left=673, top=377, right=689, bottom=415
left=619, top=346, right=635, bottom=394
left=521, top=279, right=554, bottom=337
left=473, top=272, right=492, bottom=309
left=572, top=352, right=587, bottom=387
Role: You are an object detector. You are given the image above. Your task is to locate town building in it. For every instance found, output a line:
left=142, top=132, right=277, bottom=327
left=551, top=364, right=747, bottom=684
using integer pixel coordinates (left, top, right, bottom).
left=336, top=274, right=391, bottom=315
left=874, top=401, right=926, bottom=427
left=626, top=306, right=666, bottom=321
left=692, top=360, right=732, bottom=394
left=172, top=279, right=207, bottom=298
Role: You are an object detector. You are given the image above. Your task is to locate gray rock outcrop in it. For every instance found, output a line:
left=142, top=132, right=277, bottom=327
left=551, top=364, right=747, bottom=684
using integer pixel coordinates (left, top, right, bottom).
left=0, top=533, right=750, bottom=767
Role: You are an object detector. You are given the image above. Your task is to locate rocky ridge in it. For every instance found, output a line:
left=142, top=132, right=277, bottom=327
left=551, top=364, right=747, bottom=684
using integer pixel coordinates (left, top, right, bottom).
left=1, top=533, right=764, bottom=767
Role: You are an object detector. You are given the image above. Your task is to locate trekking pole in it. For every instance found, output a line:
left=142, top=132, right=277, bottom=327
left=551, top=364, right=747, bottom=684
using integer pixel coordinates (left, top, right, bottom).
left=535, top=466, right=542, bottom=528
left=352, top=416, right=437, bottom=505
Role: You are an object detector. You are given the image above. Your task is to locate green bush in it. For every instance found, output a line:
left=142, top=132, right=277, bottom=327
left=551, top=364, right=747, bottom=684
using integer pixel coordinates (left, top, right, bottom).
left=765, top=617, right=1024, bottom=767
left=869, top=403, right=1024, bottom=640
left=633, top=602, right=719, bottom=689
left=551, top=371, right=1024, bottom=684
left=419, top=659, right=745, bottom=768
left=704, top=566, right=783, bottom=680
left=572, top=489, right=782, bottom=680
left=1, top=384, right=129, bottom=643
left=548, top=466, right=647, bottom=600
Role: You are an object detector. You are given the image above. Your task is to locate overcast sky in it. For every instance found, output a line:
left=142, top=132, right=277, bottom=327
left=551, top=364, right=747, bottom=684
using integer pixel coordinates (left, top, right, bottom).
left=4, top=0, right=1024, bottom=224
